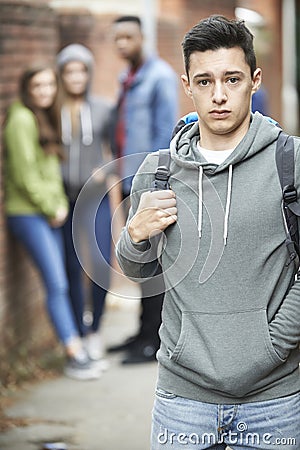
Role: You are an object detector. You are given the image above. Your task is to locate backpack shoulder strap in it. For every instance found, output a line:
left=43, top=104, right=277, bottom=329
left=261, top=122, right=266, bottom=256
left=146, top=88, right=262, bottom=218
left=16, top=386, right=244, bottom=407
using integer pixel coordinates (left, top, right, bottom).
left=151, top=149, right=171, bottom=191
left=276, top=131, right=295, bottom=192
left=275, top=131, right=300, bottom=269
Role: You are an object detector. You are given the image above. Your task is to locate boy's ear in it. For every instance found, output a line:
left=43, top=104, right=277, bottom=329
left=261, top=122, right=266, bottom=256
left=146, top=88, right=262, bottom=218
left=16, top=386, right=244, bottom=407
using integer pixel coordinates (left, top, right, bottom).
left=181, top=74, right=193, bottom=98
left=252, top=67, right=262, bottom=94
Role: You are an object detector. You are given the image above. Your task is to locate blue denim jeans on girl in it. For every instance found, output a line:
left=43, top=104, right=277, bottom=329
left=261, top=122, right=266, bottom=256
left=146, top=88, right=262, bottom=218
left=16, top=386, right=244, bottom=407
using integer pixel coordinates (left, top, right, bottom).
left=62, top=193, right=111, bottom=337
left=7, top=215, right=78, bottom=345
left=151, top=389, right=300, bottom=450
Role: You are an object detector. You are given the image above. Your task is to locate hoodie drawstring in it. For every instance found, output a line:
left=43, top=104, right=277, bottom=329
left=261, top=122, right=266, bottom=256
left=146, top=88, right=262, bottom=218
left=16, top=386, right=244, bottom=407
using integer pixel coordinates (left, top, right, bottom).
left=80, top=103, right=93, bottom=145
left=198, top=166, right=203, bottom=238
left=61, top=106, right=71, bottom=145
left=223, top=164, right=233, bottom=245
left=198, top=164, right=233, bottom=245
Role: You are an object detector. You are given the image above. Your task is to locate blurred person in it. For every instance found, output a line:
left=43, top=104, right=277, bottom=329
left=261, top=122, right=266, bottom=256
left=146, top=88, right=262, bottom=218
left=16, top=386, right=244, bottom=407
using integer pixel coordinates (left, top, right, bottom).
left=116, top=15, right=300, bottom=449
left=252, top=84, right=268, bottom=114
left=4, top=63, right=102, bottom=380
left=56, top=44, right=118, bottom=365
left=109, top=15, right=179, bottom=364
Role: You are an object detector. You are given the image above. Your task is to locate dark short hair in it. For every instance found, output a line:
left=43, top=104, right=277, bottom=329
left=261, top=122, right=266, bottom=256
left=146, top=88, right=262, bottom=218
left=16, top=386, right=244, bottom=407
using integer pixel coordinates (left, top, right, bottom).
left=113, top=15, right=142, bottom=28
left=182, top=15, right=256, bottom=78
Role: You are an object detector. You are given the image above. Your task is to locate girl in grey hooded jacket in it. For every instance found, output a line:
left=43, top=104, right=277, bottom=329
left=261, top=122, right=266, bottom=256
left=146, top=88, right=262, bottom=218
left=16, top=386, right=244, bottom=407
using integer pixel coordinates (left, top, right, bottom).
left=57, top=44, right=118, bottom=363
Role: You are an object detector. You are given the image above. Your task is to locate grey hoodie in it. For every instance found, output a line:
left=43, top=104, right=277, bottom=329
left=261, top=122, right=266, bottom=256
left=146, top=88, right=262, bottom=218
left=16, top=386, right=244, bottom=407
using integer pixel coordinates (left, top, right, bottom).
left=116, top=112, right=300, bottom=403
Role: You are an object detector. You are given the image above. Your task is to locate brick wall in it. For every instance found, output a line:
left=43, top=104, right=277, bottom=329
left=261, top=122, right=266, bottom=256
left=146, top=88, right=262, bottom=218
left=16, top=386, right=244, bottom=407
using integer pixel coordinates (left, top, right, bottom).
left=237, top=0, right=282, bottom=122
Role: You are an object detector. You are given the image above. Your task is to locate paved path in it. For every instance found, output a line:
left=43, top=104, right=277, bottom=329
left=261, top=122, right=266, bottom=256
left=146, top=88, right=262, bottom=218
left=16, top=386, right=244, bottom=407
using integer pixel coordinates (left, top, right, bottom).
left=0, top=281, right=158, bottom=450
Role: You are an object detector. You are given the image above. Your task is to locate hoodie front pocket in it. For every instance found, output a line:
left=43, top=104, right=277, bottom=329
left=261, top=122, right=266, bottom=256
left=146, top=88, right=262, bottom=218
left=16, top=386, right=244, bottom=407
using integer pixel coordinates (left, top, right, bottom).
left=169, top=309, right=284, bottom=398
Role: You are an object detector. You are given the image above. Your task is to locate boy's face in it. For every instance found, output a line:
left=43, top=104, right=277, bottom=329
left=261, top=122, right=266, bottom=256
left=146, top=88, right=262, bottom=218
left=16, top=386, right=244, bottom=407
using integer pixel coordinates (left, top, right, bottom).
left=181, top=47, right=261, bottom=147
left=112, top=21, right=143, bottom=63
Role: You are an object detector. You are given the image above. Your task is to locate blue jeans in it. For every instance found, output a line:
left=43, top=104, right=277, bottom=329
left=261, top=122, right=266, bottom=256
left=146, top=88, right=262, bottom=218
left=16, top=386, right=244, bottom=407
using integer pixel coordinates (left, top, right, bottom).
left=7, top=215, right=78, bottom=345
left=63, top=194, right=111, bottom=336
left=151, top=389, right=300, bottom=449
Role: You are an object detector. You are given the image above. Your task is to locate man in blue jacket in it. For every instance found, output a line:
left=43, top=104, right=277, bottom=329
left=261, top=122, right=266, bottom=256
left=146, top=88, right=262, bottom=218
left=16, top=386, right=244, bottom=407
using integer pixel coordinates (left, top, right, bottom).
left=116, top=15, right=300, bottom=449
left=109, top=15, right=178, bottom=364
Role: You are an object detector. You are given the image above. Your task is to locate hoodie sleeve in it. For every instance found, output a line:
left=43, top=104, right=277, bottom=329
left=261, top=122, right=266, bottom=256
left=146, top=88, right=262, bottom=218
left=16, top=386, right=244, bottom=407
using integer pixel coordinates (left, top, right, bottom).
left=269, top=139, right=300, bottom=359
left=269, top=278, right=300, bottom=360
left=116, top=153, right=162, bottom=280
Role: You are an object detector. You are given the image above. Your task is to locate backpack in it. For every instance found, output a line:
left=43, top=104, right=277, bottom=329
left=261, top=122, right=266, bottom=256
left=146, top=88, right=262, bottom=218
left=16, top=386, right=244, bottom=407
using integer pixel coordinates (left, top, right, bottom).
left=276, top=131, right=300, bottom=273
left=152, top=131, right=300, bottom=274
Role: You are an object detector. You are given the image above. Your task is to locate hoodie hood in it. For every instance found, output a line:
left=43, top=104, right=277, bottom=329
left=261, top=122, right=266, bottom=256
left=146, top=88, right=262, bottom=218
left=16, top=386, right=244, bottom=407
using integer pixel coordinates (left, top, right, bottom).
left=56, top=43, right=94, bottom=74
left=170, top=111, right=281, bottom=173
left=56, top=43, right=94, bottom=99
left=170, top=112, right=282, bottom=244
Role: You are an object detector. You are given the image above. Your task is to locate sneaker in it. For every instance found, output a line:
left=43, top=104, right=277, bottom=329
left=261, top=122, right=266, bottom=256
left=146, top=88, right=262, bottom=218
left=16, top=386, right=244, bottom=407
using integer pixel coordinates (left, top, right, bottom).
left=84, top=332, right=105, bottom=361
left=64, top=352, right=102, bottom=381
left=107, top=335, right=139, bottom=353
left=41, top=443, right=68, bottom=450
left=92, top=358, right=110, bottom=372
left=121, top=341, right=159, bottom=365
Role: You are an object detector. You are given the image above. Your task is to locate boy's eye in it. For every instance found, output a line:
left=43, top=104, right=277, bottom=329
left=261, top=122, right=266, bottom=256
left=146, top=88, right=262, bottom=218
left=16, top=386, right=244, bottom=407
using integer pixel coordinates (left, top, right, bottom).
left=228, top=77, right=239, bottom=84
left=199, top=80, right=209, bottom=86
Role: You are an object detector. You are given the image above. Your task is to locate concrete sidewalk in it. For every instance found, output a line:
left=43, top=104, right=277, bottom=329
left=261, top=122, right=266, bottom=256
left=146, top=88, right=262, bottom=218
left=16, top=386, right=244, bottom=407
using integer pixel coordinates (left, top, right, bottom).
left=0, top=280, right=158, bottom=450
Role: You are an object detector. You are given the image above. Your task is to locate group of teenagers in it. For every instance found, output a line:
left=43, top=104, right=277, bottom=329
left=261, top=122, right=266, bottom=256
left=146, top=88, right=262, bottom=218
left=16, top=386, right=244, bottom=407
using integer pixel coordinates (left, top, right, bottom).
left=4, top=43, right=116, bottom=380
left=4, top=12, right=300, bottom=450
left=4, top=15, right=178, bottom=380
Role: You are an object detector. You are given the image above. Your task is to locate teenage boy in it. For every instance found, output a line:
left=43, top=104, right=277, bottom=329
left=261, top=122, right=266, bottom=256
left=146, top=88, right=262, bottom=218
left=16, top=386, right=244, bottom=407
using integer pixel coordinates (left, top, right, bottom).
left=116, top=15, right=300, bottom=449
